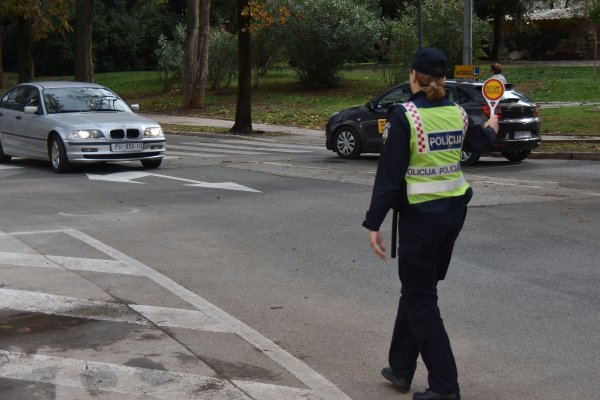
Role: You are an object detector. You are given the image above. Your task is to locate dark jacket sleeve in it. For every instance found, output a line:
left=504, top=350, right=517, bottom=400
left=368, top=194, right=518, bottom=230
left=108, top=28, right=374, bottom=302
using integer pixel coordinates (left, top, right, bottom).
left=362, top=107, right=410, bottom=231
left=463, top=116, right=497, bottom=153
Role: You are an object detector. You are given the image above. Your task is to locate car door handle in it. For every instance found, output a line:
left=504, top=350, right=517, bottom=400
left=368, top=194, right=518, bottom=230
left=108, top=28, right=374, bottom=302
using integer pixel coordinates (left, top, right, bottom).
left=15, top=115, right=22, bottom=120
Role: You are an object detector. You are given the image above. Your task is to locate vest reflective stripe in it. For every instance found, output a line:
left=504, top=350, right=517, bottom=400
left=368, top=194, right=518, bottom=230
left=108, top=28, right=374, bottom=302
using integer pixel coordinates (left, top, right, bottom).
left=403, top=101, right=471, bottom=205
left=407, top=175, right=467, bottom=195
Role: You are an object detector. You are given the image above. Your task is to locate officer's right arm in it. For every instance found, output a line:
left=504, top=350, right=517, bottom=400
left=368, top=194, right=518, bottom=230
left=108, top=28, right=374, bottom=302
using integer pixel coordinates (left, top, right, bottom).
left=463, top=114, right=499, bottom=153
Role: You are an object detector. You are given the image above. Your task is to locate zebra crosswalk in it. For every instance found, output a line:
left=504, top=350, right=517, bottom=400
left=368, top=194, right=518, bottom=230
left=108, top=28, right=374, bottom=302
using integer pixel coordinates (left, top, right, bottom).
left=166, top=139, right=324, bottom=159
left=0, top=228, right=351, bottom=400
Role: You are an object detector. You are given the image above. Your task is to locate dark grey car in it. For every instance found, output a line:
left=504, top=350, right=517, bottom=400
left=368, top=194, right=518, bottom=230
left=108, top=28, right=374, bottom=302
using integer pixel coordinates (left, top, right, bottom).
left=325, top=81, right=541, bottom=165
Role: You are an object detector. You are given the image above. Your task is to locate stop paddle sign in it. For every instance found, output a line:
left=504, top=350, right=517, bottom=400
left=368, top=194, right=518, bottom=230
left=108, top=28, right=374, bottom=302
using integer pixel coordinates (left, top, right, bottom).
left=482, top=78, right=505, bottom=115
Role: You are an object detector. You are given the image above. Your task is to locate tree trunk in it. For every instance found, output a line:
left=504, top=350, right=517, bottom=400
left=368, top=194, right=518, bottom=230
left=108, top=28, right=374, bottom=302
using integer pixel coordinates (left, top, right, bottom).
left=74, top=0, right=95, bottom=82
left=490, top=14, right=502, bottom=61
left=0, top=31, right=4, bottom=89
left=17, top=17, right=34, bottom=83
left=183, top=0, right=210, bottom=109
left=231, top=0, right=252, bottom=134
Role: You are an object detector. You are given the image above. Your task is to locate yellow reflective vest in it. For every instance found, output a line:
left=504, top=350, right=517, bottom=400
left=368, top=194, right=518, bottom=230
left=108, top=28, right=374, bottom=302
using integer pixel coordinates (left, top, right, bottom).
left=403, top=101, right=470, bottom=205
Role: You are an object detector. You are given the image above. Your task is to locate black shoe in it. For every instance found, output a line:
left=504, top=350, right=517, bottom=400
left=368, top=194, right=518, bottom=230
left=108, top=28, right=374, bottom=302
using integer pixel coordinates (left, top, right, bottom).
left=413, top=388, right=460, bottom=400
left=381, top=367, right=411, bottom=393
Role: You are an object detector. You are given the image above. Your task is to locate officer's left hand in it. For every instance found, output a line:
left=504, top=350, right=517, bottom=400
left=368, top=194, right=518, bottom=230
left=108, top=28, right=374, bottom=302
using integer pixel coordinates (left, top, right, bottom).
left=368, top=230, right=387, bottom=260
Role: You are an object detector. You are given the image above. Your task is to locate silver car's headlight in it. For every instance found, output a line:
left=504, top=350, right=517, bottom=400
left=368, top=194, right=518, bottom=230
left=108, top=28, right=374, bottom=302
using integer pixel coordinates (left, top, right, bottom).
left=68, top=129, right=104, bottom=140
left=144, top=127, right=163, bottom=137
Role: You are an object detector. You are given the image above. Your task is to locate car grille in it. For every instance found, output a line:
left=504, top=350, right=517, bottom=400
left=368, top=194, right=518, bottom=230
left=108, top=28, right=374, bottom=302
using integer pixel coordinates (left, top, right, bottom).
left=110, top=129, right=140, bottom=139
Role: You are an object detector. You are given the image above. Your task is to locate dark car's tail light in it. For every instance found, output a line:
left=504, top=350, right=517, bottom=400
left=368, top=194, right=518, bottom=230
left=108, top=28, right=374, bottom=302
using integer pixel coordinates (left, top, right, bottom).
left=482, top=104, right=503, bottom=119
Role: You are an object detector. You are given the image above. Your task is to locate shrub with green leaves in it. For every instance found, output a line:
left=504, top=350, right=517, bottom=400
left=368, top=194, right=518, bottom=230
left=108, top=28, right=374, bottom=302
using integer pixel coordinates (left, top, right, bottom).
left=275, top=0, right=381, bottom=88
left=154, top=24, right=185, bottom=93
left=208, top=29, right=238, bottom=91
left=376, top=0, right=490, bottom=84
left=377, top=19, right=417, bottom=85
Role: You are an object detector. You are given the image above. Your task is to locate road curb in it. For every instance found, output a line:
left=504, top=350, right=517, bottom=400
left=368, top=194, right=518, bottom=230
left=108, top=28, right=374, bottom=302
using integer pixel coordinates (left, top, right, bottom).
left=530, top=152, right=600, bottom=161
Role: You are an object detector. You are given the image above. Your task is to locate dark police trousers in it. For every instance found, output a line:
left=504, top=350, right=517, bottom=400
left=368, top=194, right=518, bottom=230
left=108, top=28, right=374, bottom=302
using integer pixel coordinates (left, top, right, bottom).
left=389, top=206, right=467, bottom=395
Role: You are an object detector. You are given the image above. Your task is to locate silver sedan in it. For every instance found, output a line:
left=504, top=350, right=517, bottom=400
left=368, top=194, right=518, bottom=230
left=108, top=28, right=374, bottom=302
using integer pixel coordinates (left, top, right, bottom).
left=0, top=81, right=166, bottom=173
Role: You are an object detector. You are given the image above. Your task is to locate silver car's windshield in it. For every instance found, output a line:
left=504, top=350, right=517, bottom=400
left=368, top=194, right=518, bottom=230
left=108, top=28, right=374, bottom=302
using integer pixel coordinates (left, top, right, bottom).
left=43, top=87, right=130, bottom=114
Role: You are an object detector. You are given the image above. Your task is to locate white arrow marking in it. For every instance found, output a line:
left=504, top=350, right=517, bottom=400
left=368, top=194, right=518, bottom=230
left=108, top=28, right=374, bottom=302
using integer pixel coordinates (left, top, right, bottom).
left=86, top=171, right=261, bottom=192
left=87, top=171, right=148, bottom=184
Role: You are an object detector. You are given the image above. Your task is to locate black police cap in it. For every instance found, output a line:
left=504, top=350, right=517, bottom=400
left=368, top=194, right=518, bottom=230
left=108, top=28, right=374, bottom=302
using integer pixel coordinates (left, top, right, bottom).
left=409, top=47, right=449, bottom=78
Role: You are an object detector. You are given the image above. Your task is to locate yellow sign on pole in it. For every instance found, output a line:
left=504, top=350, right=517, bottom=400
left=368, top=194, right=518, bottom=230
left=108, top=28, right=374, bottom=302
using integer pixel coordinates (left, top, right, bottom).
left=378, top=119, right=387, bottom=134
left=454, top=65, right=480, bottom=79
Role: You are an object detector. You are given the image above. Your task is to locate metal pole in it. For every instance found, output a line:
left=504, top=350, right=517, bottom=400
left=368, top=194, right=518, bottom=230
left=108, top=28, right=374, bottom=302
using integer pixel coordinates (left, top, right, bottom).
left=463, top=0, right=473, bottom=65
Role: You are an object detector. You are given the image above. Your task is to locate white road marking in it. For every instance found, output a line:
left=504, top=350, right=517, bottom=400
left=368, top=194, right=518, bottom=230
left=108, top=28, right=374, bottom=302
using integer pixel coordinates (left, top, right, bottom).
left=0, top=251, right=61, bottom=269
left=179, top=142, right=310, bottom=153
left=0, top=288, right=232, bottom=333
left=87, top=171, right=147, bottom=184
left=58, top=229, right=352, bottom=400
left=218, top=139, right=323, bottom=150
left=47, top=255, right=142, bottom=275
left=130, top=305, right=231, bottom=333
left=0, top=350, right=322, bottom=400
left=4, top=229, right=352, bottom=400
left=168, top=144, right=268, bottom=155
left=256, top=161, right=334, bottom=171
left=0, top=165, right=22, bottom=169
left=86, top=171, right=261, bottom=192
left=166, top=150, right=224, bottom=158
left=0, top=288, right=151, bottom=326
left=467, top=174, right=560, bottom=189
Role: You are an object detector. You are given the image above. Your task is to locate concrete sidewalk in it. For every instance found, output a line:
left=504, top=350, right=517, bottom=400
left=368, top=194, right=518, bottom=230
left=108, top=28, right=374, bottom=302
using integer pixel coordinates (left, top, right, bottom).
left=142, top=113, right=600, bottom=161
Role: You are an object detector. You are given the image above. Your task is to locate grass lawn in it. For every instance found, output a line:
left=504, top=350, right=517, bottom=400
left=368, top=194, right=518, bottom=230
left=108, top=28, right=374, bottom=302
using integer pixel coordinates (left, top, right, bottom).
left=2, top=64, right=599, bottom=135
left=540, top=107, right=600, bottom=135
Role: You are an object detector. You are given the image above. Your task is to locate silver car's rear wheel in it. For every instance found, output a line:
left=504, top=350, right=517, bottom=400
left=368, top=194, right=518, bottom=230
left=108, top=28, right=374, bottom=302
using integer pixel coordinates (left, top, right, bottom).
left=334, top=127, right=361, bottom=159
left=49, top=136, right=72, bottom=173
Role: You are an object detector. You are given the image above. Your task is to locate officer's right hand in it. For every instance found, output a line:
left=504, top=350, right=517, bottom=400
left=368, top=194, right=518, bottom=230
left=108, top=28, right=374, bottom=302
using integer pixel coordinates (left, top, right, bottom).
left=368, top=230, right=387, bottom=260
left=484, top=114, right=499, bottom=133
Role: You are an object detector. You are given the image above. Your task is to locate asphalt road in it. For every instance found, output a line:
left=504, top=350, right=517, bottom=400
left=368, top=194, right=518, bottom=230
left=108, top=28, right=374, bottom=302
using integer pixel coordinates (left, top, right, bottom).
left=1, top=133, right=599, bottom=400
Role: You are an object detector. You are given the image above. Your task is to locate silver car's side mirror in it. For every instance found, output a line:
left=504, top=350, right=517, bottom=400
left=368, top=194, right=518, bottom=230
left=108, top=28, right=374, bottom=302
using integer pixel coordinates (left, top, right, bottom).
left=24, top=106, right=38, bottom=114
left=130, top=104, right=140, bottom=112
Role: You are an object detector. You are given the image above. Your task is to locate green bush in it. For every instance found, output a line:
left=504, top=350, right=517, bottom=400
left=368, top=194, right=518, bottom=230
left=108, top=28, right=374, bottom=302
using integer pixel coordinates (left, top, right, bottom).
left=419, top=0, right=490, bottom=66
left=208, top=29, right=238, bottom=91
left=251, top=29, right=285, bottom=87
left=275, top=0, right=381, bottom=88
left=377, top=19, right=417, bottom=85
left=154, top=24, right=185, bottom=93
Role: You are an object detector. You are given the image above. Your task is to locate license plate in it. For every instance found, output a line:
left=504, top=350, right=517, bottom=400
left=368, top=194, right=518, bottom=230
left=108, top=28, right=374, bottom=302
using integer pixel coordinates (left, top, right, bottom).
left=514, top=131, right=531, bottom=139
left=111, top=142, right=143, bottom=152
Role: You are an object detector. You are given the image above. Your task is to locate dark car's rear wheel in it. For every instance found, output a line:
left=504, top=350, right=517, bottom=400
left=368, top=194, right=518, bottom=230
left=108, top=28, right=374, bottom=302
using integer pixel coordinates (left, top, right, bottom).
left=0, top=141, right=11, bottom=163
left=334, top=127, right=361, bottom=159
left=502, top=149, right=531, bottom=162
left=460, top=150, right=480, bottom=166
left=141, top=158, right=162, bottom=169
left=49, top=136, right=73, bottom=173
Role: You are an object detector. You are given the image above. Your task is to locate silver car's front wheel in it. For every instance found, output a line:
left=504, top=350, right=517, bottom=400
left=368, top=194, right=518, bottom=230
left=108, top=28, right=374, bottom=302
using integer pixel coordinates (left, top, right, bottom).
left=49, top=136, right=72, bottom=173
left=334, top=127, right=361, bottom=159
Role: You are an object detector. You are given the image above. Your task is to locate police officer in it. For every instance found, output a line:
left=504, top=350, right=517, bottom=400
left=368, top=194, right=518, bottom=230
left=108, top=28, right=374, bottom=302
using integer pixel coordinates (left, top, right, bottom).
left=363, top=48, right=499, bottom=400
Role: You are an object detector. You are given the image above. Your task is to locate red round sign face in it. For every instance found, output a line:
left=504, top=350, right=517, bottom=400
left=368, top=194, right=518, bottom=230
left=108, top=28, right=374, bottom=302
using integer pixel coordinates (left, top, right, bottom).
left=482, top=78, right=505, bottom=101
